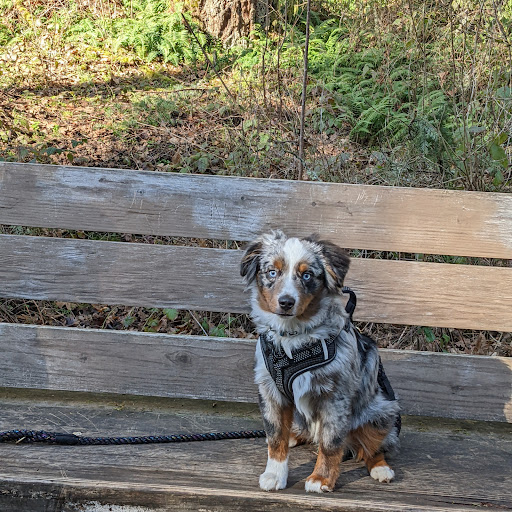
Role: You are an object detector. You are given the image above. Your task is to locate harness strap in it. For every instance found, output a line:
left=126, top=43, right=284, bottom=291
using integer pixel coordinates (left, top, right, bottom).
left=342, top=286, right=357, bottom=326
left=378, top=357, right=396, bottom=401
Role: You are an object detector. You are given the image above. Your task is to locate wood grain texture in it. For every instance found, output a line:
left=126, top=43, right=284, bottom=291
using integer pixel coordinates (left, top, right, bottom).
left=382, top=350, right=512, bottom=423
left=1, top=323, right=510, bottom=422
left=1, top=234, right=512, bottom=330
left=1, top=162, right=512, bottom=258
left=0, top=234, right=244, bottom=313
left=0, top=323, right=256, bottom=403
left=0, top=396, right=511, bottom=511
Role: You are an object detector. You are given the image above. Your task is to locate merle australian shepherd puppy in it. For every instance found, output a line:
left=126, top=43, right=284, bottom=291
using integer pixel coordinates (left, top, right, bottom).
left=240, top=230, right=400, bottom=493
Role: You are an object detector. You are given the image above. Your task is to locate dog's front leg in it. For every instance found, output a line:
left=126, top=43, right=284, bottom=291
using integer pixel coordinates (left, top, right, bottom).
left=259, top=397, right=294, bottom=491
left=305, top=413, right=348, bottom=493
left=305, top=442, right=344, bottom=493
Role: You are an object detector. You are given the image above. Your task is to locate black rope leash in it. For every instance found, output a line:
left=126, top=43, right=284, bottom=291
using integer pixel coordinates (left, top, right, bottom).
left=0, top=429, right=267, bottom=446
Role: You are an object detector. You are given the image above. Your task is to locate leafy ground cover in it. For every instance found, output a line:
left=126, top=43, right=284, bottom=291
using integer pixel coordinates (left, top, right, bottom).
left=1, top=0, right=511, bottom=356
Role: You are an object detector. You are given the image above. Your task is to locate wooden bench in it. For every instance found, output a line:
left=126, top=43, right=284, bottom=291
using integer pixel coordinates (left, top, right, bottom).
left=0, top=161, right=511, bottom=511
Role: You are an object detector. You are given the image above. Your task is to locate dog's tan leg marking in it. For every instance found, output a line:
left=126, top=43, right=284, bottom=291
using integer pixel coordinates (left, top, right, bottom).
left=305, top=445, right=344, bottom=493
left=347, top=424, right=395, bottom=483
left=267, top=405, right=293, bottom=461
left=260, top=405, right=294, bottom=491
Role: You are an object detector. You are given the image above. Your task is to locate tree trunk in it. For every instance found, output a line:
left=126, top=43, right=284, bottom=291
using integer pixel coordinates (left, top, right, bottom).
left=199, top=0, right=267, bottom=44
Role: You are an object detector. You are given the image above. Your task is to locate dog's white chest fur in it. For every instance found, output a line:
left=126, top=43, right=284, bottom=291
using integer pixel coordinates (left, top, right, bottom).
left=292, top=373, right=314, bottom=417
left=292, top=373, right=322, bottom=442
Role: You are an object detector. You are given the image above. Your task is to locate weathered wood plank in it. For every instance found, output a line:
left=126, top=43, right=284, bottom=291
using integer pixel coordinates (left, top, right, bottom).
left=0, top=396, right=511, bottom=511
left=1, top=162, right=512, bottom=258
left=0, top=234, right=246, bottom=313
left=0, top=323, right=256, bottom=404
left=1, top=323, right=510, bottom=422
left=382, top=350, right=512, bottom=423
left=1, top=234, right=512, bottom=330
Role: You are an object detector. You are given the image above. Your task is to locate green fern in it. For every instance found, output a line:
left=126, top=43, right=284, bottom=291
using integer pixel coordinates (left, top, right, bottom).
left=112, top=3, right=207, bottom=65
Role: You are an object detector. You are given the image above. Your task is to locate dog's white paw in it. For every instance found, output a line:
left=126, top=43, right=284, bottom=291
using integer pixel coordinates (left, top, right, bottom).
left=259, top=458, right=288, bottom=491
left=370, top=465, right=395, bottom=483
left=259, top=471, right=287, bottom=491
left=305, top=479, right=332, bottom=493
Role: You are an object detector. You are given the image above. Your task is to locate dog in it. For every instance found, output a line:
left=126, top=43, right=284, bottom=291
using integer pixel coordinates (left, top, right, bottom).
left=240, top=230, right=400, bottom=493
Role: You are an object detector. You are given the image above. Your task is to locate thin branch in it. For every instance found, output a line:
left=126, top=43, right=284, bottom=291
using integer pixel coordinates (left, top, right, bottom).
left=261, top=0, right=270, bottom=108
left=181, top=14, right=236, bottom=103
left=298, top=0, right=312, bottom=180
left=188, top=310, right=209, bottom=336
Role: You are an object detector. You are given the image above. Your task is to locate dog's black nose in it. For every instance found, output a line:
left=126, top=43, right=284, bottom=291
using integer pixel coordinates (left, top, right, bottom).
left=278, top=295, right=296, bottom=311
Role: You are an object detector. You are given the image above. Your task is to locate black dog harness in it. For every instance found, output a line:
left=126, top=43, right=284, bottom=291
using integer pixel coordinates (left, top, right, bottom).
left=260, top=330, right=338, bottom=403
left=259, top=288, right=398, bottom=412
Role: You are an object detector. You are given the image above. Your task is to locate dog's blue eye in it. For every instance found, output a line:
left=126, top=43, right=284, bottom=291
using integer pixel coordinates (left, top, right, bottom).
left=302, top=272, right=312, bottom=281
left=268, top=269, right=277, bottom=278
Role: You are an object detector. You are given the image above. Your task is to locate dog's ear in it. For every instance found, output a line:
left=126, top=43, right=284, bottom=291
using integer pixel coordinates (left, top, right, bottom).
left=240, top=240, right=263, bottom=284
left=316, top=240, right=350, bottom=292
left=303, top=233, right=320, bottom=244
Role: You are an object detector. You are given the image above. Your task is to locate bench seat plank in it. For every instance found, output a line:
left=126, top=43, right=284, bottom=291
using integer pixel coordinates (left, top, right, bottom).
left=1, top=162, right=512, bottom=258
left=0, top=395, right=511, bottom=511
left=1, top=234, right=512, bottom=330
left=0, top=323, right=510, bottom=422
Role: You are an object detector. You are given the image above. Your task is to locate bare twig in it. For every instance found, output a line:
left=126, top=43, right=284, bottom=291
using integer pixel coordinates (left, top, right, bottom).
left=188, top=310, right=209, bottom=336
left=181, top=14, right=236, bottom=103
left=143, top=88, right=212, bottom=94
left=277, top=0, right=290, bottom=121
left=261, top=0, right=270, bottom=108
left=298, top=0, right=312, bottom=180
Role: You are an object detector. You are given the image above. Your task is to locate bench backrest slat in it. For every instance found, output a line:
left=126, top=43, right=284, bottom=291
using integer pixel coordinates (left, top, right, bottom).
left=1, top=162, right=512, bottom=258
left=1, top=323, right=510, bottom=423
left=2, top=234, right=512, bottom=331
